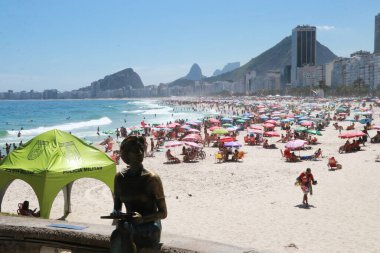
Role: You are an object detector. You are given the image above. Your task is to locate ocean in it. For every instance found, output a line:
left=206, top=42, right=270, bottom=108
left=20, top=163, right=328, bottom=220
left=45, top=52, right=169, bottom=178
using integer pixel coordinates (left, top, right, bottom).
left=0, top=99, right=205, bottom=154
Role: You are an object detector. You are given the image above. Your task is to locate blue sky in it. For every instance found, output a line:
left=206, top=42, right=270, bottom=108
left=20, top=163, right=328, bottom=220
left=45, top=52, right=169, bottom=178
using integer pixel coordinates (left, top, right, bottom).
left=0, top=0, right=378, bottom=91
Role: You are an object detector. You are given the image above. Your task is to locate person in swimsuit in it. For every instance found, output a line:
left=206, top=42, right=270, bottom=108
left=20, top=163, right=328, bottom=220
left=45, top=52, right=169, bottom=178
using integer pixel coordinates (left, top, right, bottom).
left=296, top=168, right=317, bottom=206
left=110, top=136, right=167, bottom=252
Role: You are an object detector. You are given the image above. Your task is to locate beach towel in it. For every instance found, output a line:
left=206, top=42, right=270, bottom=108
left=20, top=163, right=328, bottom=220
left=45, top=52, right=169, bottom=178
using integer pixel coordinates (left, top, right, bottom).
left=47, top=223, right=87, bottom=230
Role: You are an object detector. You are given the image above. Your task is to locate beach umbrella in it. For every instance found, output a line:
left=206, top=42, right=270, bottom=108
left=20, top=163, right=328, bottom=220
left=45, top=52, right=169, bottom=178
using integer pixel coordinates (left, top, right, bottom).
left=247, top=129, right=261, bottom=134
left=221, top=117, right=233, bottom=122
left=0, top=129, right=116, bottom=218
left=338, top=132, right=366, bottom=139
left=306, top=129, right=322, bottom=136
left=265, top=120, right=277, bottom=125
left=300, top=121, right=313, bottom=127
left=209, top=126, right=222, bottom=131
left=359, top=118, right=372, bottom=124
left=263, top=131, right=280, bottom=137
left=180, top=125, right=191, bottom=130
left=226, top=126, right=239, bottom=132
left=345, top=118, right=356, bottom=122
left=250, top=125, right=262, bottom=130
left=373, top=125, right=380, bottom=130
left=167, top=123, right=180, bottom=128
left=219, top=136, right=236, bottom=142
left=236, top=119, right=246, bottom=123
left=295, top=127, right=307, bottom=132
left=285, top=139, right=308, bottom=150
left=183, top=141, right=203, bottom=149
left=212, top=128, right=229, bottom=135
left=224, top=141, right=242, bottom=148
left=164, top=140, right=183, bottom=148
left=222, top=123, right=233, bottom=127
left=286, top=113, right=295, bottom=118
left=182, top=134, right=202, bottom=142
left=187, top=122, right=200, bottom=126
left=262, top=123, right=275, bottom=128
left=208, top=118, right=220, bottom=124
left=187, top=128, right=200, bottom=133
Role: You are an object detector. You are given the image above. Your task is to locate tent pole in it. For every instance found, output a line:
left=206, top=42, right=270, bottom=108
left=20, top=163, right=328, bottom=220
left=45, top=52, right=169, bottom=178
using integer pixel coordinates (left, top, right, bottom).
left=63, top=182, right=74, bottom=215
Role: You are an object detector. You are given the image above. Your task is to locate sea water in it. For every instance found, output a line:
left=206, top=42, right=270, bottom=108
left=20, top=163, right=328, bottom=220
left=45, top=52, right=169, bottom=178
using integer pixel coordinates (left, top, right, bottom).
left=0, top=99, right=205, bottom=153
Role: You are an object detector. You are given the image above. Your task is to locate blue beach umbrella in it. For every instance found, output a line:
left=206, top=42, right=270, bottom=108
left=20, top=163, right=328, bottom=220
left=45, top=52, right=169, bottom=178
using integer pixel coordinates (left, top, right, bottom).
left=221, top=117, right=233, bottom=122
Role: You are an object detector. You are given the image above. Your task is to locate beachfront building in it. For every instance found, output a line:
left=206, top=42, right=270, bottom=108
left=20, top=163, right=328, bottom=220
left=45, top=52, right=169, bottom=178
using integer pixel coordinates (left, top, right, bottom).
left=193, top=80, right=245, bottom=96
left=296, top=65, right=321, bottom=87
left=264, top=71, right=281, bottom=91
left=291, top=25, right=317, bottom=85
left=330, top=52, right=380, bottom=90
left=42, top=89, right=58, bottom=99
left=375, top=13, right=380, bottom=54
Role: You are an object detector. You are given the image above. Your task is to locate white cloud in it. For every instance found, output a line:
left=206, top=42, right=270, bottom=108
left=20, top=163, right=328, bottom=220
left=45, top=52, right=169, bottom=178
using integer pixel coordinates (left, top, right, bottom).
left=316, top=25, right=335, bottom=31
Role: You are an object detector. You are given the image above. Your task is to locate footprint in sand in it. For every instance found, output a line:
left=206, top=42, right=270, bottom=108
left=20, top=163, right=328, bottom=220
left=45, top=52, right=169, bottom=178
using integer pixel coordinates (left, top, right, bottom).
left=285, top=243, right=298, bottom=251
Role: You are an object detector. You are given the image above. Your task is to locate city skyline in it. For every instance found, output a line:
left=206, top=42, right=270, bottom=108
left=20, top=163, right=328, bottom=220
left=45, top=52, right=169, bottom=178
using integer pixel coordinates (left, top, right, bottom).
left=0, top=1, right=378, bottom=92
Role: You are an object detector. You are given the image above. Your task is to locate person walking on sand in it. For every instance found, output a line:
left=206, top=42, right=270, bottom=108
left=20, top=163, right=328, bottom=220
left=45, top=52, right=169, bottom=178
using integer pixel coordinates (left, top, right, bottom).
left=296, top=168, right=317, bottom=206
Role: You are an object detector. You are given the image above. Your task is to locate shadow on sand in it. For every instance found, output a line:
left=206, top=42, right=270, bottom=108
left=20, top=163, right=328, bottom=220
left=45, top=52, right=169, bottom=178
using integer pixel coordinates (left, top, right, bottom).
left=294, top=204, right=316, bottom=209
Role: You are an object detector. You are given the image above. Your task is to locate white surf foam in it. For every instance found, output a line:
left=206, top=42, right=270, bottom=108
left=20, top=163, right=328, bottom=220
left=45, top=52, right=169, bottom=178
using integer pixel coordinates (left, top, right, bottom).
left=7, top=117, right=112, bottom=136
left=142, top=106, right=173, bottom=115
left=122, top=110, right=145, bottom=114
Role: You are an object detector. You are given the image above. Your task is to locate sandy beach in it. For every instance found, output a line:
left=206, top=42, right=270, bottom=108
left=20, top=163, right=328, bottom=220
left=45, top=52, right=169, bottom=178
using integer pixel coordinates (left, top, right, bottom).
left=1, top=100, right=380, bottom=253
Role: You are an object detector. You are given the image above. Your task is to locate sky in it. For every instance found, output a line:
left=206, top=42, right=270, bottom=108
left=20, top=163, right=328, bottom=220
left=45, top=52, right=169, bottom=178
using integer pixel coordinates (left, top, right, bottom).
left=0, top=0, right=379, bottom=92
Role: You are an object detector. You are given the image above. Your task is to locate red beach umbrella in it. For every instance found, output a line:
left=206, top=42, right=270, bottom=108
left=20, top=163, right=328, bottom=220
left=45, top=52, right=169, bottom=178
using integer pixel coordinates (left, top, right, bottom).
left=182, top=134, right=202, bottom=142
left=338, top=132, right=366, bottom=139
left=219, top=136, right=236, bottom=142
left=167, top=123, right=180, bottom=128
left=208, top=118, right=220, bottom=123
left=209, top=126, right=222, bottom=131
left=262, top=123, right=275, bottom=128
left=250, top=125, right=262, bottom=130
left=265, top=120, right=277, bottom=125
left=263, top=131, right=280, bottom=137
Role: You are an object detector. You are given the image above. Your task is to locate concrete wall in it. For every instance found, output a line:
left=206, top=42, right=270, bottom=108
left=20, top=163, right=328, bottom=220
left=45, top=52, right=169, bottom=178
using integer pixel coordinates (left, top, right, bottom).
left=0, top=215, right=194, bottom=253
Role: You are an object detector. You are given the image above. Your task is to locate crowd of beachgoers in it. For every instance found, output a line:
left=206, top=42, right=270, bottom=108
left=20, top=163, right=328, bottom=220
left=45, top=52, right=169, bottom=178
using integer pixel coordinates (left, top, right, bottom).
left=2, top=95, right=380, bottom=253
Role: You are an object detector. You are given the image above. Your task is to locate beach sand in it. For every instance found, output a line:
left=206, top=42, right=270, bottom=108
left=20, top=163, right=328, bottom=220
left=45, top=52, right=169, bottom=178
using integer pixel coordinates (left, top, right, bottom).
left=1, top=105, right=380, bottom=253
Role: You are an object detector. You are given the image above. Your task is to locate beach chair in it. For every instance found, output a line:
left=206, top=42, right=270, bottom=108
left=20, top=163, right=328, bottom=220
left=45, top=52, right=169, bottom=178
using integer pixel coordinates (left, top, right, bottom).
left=376, top=155, right=380, bottom=162
left=214, top=152, right=223, bottom=163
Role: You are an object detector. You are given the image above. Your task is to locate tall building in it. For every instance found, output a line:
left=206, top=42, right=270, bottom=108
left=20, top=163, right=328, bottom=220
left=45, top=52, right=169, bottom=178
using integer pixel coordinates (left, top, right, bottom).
left=291, top=25, right=316, bottom=84
left=375, top=13, right=380, bottom=54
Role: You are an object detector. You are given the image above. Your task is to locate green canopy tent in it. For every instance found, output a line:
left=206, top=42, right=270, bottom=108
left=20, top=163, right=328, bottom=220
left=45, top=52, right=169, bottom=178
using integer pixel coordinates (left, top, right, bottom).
left=0, top=129, right=116, bottom=218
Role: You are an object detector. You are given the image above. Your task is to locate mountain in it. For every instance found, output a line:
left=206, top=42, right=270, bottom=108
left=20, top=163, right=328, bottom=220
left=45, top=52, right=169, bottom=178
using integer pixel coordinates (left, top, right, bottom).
left=184, top=63, right=203, bottom=81
left=205, top=36, right=338, bottom=83
left=168, top=63, right=205, bottom=87
left=85, top=68, right=144, bottom=91
left=213, top=62, right=240, bottom=76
